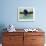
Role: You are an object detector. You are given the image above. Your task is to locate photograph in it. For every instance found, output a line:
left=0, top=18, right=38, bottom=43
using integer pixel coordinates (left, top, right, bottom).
left=18, top=7, right=35, bottom=21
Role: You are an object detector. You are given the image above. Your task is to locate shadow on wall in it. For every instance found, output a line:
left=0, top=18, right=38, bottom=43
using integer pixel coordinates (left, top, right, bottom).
left=0, top=24, right=7, bottom=43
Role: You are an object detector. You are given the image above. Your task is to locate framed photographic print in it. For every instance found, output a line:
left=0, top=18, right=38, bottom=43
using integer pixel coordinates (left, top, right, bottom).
left=18, top=7, right=35, bottom=21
